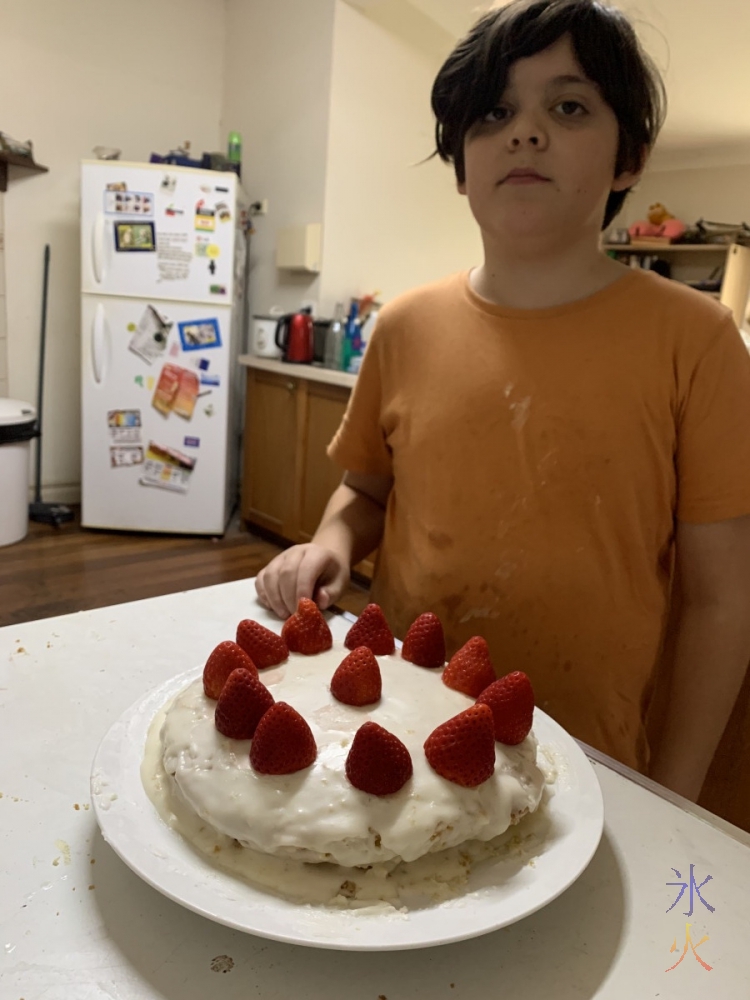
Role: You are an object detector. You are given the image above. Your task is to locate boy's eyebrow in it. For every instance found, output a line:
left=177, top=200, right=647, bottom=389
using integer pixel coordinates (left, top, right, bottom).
left=547, top=73, right=596, bottom=89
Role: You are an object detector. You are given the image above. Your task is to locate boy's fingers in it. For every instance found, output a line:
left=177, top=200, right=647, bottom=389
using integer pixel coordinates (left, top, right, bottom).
left=296, top=549, right=330, bottom=605
left=262, top=557, right=292, bottom=619
left=278, top=554, right=308, bottom=616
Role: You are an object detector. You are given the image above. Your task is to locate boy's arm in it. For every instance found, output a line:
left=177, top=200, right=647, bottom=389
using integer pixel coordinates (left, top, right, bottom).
left=649, top=515, right=750, bottom=800
left=312, top=470, right=392, bottom=567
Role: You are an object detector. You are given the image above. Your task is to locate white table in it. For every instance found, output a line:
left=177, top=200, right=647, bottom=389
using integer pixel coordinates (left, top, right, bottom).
left=2, top=579, right=749, bottom=999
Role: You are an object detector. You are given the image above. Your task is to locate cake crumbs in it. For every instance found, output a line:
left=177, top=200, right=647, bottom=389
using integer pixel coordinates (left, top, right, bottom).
left=339, top=880, right=357, bottom=899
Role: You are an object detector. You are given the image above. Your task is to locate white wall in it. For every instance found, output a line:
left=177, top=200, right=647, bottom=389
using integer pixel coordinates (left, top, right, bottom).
left=0, top=0, right=224, bottom=501
left=320, top=1, right=482, bottom=312
left=222, top=0, right=337, bottom=320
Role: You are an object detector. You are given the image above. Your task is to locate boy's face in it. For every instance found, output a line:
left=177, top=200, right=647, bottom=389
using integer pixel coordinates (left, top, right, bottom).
left=459, top=35, right=641, bottom=246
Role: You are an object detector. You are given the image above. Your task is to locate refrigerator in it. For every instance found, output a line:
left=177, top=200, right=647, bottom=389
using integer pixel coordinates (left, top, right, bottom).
left=80, top=160, right=248, bottom=534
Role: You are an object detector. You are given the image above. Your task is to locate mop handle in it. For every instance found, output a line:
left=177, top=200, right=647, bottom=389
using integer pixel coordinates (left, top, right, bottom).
left=34, top=244, right=51, bottom=504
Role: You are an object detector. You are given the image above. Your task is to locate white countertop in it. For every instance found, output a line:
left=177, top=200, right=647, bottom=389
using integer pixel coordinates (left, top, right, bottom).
left=239, top=354, right=358, bottom=389
left=2, top=579, right=749, bottom=998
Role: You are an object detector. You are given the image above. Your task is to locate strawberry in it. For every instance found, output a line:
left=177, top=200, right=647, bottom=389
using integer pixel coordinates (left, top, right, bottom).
left=442, top=636, right=496, bottom=698
left=214, top=668, right=274, bottom=740
left=423, top=704, right=496, bottom=788
left=203, top=641, right=258, bottom=700
left=346, top=721, right=413, bottom=796
left=281, top=597, right=333, bottom=655
left=344, top=604, right=395, bottom=655
left=236, top=619, right=289, bottom=669
left=401, top=612, right=446, bottom=668
left=250, top=702, right=317, bottom=774
left=330, top=647, right=382, bottom=706
left=476, top=671, right=535, bottom=745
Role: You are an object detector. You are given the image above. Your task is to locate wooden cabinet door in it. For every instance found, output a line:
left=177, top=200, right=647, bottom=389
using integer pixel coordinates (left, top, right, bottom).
left=299, top=382, right=349, bottom=541
left=241, top=369, right=300, bottom=537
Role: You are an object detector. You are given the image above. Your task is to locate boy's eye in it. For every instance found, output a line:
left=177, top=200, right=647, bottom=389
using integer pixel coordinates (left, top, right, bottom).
left=555, top=100, right=587, bottom=117
left=483, top=106, right=511, bottom=123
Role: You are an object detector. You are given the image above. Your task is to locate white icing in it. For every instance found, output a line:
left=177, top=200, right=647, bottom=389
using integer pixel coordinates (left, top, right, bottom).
left=154, top=644, right=545, bottom=868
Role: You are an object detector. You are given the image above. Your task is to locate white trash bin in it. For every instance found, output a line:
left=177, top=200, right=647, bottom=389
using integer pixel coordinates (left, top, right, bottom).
left=0, top=399, right=38, bottom=547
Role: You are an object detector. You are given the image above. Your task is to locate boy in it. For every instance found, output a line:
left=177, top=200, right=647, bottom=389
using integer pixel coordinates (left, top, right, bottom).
left=256, top=0, right=750, bottom=802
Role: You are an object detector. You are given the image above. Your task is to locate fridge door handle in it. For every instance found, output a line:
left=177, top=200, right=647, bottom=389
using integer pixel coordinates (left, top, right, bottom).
left=92, top=303, right=109, bottom=384
left=92, top=211, right=107, bottom=284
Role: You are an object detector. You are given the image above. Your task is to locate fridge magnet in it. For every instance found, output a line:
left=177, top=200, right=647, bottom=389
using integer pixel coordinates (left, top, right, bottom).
left=178, top=318, right=221, bottom=351
left=106, top=181, right=127, bottom=192
left=152, top=363, right=200, bottom=421
left=110, top=445, right=144, bottom=467
left=197, top=389, right=212, bottom=399
left=195, top=201, right=216, bottom=232
left=184, top=436, right=200, bottom=448
left=134, top=375, right=145, bottom=388
left=200, top=373, right=220, bottom=386
left=140, top=442, right=195, bottom=494
left=207, top=244, right=221, bottom=258
left=128, top=305, right=173, bottom=365
left=194, top=236, right=211, bottom=257
left=208, top=260, right=216, bottom=276
left=210, top=284, right=227, bottom=296
left=165, top=204, right=185, bottom=217
left=114, top=221, right=156, bottom=252
left=204, top=403, right=215, bottom=417
left=147, top=376, right=155, bottom=391
left=216, top=202, right=232, bottom=223
left=108, top=409, right=142, bottom=444
left=105, top=190, right=154, bottom=216
left=169, top=341, right=180, bottom=358
left=215, top=185, right=230, bottom=193
left=198, top=358, right=210, bottom=371
left=160, top=174, right=177, bottom=193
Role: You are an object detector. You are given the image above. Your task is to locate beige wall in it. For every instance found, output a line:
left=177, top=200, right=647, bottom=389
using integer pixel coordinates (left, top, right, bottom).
left=320, top=1, right=482, bottom=313
left=0, top=0, right=224, bottom=501
left=222, top=0, right=337, bottom=322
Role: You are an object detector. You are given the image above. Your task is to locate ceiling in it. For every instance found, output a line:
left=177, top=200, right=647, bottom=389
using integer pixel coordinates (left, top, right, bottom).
left=347, top=0, right=750, bottom=169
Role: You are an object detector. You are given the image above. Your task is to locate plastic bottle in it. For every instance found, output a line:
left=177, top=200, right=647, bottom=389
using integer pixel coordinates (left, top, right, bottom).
left=227, top=131, right=242, bottom=178
left=342, top=300, right=360, bottom=373
left=324, top=303, right=345, bottom=370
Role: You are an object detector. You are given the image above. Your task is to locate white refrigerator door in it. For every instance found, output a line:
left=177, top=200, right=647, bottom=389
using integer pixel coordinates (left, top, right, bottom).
left=81, top=295, right=233, bottom=533
left=81, top=161, right=238, bottom=306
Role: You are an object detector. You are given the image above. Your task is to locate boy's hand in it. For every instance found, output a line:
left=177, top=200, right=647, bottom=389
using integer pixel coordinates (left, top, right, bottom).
left=255, top=544, right=350, bottom=619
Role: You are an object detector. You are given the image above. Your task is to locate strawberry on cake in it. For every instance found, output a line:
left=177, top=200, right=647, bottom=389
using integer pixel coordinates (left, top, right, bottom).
left=147, top=601, right=546, bottom=873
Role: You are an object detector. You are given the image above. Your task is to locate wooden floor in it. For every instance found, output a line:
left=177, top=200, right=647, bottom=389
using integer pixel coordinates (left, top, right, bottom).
left=0, top=506, right=370, bottom=627
left=2, top=507, right=747, bottom=834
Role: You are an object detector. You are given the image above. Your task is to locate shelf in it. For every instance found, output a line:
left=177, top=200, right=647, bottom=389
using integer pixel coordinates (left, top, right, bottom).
left=603, top=243, right=730, bottom=253
left=0, top=151, right=49, bottom=192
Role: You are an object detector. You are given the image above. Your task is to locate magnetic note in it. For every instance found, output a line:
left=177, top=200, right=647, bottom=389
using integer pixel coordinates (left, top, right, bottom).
left=184, top=436, right=200, bottom=448
left=105, top=190, right=153, bottom=216
left=195, top=201, right=215, bottom=232
left=209, top=284, right=226, bottom=296
left=200, top=373, right=220, bottom=386
left=128, top=305, right=173, bottom=365
left=108, top=409, right=141, bottom=444
left=110, top=445, right=144, bottom=467
left=157, top=232, right=191, bottom=281
left=139, top=441, right=195, bottom=493
left=152, top=364, right=199, bottom=421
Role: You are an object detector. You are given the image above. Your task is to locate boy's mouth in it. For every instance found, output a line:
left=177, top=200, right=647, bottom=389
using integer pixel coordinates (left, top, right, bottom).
left=500, top=168, right=551, bottom=185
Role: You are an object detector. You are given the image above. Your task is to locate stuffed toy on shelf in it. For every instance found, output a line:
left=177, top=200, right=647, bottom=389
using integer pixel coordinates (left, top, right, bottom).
left=628, top=203, right=687, bottom=242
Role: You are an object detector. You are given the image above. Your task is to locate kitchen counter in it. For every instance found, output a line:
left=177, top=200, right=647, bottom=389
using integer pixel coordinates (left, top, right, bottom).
left=239, top=353, right=358, bottom=389
left=2, top=579, right=749, bottom=998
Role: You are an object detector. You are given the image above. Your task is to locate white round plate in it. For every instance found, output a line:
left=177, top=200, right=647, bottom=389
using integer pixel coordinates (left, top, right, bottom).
left=91, top=668, right=604, bottom=951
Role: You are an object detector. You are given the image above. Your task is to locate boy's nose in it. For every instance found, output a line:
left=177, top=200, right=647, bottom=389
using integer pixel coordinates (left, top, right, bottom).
left=506, top=116, right=548, bottom=151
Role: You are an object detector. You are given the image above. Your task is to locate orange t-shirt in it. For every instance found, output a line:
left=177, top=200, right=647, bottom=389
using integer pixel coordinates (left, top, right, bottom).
left=327, top=269, right=750, bottom=771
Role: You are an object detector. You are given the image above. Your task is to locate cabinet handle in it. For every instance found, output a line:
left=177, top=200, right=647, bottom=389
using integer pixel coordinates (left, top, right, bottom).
left=286, top=381, right=296, bottom=393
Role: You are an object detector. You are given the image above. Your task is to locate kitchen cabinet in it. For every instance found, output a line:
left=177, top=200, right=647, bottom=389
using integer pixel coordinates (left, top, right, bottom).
left=241, top=364, right=376, bottom=579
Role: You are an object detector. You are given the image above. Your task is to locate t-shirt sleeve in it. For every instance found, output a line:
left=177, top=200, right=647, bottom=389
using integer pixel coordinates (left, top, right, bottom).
left=326, top=325, right=393, bottom=477
left=677, top=316, right=750, bottom=523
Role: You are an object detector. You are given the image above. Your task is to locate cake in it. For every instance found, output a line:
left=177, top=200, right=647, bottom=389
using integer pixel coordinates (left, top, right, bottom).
left=148, top=601, right=546, bottom=872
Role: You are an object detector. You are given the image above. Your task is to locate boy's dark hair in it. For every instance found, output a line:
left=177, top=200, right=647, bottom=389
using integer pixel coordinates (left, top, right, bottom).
left=431, top=0, right=666, bottom=229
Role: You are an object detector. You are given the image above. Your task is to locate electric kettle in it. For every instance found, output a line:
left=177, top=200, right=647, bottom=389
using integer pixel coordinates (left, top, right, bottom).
left=275, top=309, right=314, bottom=363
